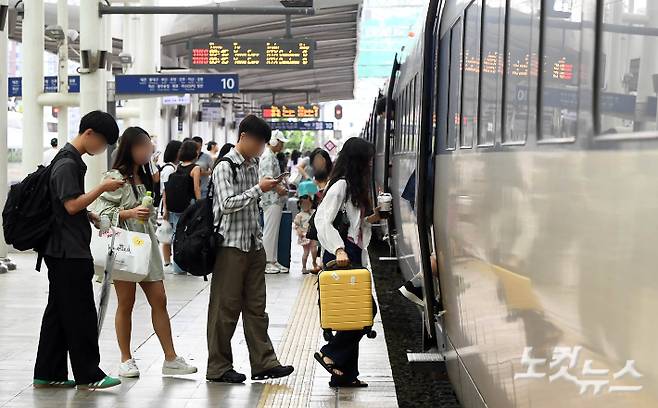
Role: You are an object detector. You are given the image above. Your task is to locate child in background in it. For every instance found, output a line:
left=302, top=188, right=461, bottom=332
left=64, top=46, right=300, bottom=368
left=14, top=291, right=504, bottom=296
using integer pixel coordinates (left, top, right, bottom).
left=294, top=195, right=318, bottom=274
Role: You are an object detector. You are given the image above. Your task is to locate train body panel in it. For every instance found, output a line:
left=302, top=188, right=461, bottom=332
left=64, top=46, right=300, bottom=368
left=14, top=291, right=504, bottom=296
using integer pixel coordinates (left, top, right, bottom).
left=434, top=149, right=658, bottom=407
left=360, top=0, right=658, bottom=406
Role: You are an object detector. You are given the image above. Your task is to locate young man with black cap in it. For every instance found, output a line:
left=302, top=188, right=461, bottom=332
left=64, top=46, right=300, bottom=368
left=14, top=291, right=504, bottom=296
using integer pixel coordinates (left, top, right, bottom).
left=207, top=115, right=294, bottom=383
left=33, top=111, right=126, bottom=390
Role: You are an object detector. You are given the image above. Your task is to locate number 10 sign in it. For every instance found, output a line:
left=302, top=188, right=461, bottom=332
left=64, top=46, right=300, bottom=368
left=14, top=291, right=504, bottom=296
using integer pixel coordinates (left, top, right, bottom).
left=115, top=74, right=239, bottom=95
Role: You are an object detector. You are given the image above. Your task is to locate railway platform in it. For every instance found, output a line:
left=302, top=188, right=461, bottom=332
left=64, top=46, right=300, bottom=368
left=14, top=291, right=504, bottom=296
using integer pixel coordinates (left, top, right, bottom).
left=0, top=242, right=397, bottom=408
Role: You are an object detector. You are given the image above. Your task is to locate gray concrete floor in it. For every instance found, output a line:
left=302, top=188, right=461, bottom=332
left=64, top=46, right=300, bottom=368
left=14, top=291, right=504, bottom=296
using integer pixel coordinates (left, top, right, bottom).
left=0, top=235, right=397, bottom=408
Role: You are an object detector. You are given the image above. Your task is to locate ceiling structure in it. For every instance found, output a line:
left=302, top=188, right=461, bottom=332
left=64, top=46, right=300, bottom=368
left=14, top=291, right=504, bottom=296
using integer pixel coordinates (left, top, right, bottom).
left=7, top=1, right=362, bottom=105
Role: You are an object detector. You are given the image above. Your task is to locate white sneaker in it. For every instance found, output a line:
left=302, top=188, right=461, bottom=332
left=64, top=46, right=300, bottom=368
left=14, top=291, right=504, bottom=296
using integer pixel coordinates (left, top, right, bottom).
left=274, top=262, right=289, bottom=273
left=119, top=358, right=140, bottom=378
left=162, top=356, right=198, bottom=376
left=265, top=263, right=281, bottom=274
left=164, top=264, right=175, bottom=274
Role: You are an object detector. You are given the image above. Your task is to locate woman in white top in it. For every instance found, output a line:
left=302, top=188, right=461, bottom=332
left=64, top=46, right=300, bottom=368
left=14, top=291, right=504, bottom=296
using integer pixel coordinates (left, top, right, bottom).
left=313, top=137, right=382, bottom=388
left=158, top=140, right=182, bottom=269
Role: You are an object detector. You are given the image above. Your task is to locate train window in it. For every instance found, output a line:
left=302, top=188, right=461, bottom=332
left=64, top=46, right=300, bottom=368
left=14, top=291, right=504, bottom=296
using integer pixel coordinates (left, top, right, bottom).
left=539, top=0, right=582, bottom=140
left=436, top=33, right=450, bottom=151
left=400, top=86, right=409, bottom=152
left=461, top=0, right=481, bottom=148
left=394, top=96, right=400, bottom=154
left=502, top=0, right=540, bottom=144
left=597, top=0, right=658, bottom=135
left=478, top=0, right=505, bottom=146
left=447, top=19, right=463, bottom=150
left=411, top=76, right=417, bottom=151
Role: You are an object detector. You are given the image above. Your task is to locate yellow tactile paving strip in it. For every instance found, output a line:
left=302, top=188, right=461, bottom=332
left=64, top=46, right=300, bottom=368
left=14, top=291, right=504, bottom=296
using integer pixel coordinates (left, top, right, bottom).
left=257, top=275, right=322, bottom=408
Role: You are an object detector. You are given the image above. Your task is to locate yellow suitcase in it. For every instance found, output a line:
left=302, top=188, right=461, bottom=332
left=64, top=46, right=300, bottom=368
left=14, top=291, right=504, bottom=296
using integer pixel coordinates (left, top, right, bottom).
left=318, top=262, right=377, bottom=340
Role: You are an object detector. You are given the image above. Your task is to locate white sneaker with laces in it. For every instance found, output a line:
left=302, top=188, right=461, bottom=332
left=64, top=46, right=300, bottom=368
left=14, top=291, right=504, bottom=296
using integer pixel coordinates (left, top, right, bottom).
left=274, top=262, right=289, bottom=273
left=118, top=358, right=140, bottom=378
left=162, top=356, right=198, bottom=376
left=265, top=264, right=281, bottom=274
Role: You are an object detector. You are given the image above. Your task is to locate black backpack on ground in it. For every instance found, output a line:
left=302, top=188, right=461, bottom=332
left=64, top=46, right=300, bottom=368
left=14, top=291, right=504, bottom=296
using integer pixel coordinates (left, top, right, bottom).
left=165, top=164, right=197, bottom=213
left=2, top=149, right=74, bottom=253
left=173, top=158, right=238, bottom=279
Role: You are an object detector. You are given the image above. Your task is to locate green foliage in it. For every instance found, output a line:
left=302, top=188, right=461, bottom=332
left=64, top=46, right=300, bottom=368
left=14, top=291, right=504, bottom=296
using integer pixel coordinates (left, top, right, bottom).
left=283, top=130, right=316, bottom=152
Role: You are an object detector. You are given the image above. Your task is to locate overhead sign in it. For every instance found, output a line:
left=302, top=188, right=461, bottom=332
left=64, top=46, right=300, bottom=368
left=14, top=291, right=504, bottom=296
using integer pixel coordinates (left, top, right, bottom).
left=115, top=74, right=239, bottom=95
left=201, top=102, right=223, bottom=122
left=190, top=38, right=315, bottom=69
left=162, top=94, right=191, bottom=105
left=8, top=76, right=80, bottom=97
left=262, top=104, right=320, bottom=119
left=268, top=121, right=334, bottom=131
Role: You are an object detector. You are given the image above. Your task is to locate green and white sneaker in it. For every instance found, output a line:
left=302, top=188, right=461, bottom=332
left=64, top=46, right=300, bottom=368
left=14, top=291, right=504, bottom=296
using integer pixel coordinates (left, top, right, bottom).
left=77, top=376, right=121, bottom=390
left=33, top=379, right=76, bottom=389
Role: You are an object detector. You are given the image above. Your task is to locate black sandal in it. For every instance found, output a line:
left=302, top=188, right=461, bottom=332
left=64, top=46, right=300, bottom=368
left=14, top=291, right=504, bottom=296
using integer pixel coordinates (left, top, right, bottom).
left=314, top=352, right=343, bottom=377
left=329, top=379, right=369, bottom=388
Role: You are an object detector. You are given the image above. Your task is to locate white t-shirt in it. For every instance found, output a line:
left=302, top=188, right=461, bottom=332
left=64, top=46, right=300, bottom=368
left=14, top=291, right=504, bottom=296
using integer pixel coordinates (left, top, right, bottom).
left=43, top=148, right=59, bottom=166
left=160, top=163, right=176, bottom=192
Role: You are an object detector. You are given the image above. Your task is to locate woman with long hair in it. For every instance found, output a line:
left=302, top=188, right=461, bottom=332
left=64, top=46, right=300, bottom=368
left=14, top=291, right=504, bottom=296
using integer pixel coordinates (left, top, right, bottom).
left=92, top=127, right=197, bottom=378
left=309, top=148, right=333, bottom=196
left=312, top=138, right=381, bottom=388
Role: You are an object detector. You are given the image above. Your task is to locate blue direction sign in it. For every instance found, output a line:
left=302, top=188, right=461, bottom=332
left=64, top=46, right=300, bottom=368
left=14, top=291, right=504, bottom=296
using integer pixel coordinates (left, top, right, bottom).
left=8, top=76, right=80, bottom=97
left=115, top=74, right=239, bottom=95
left=268, top=121, right=334, bottom=131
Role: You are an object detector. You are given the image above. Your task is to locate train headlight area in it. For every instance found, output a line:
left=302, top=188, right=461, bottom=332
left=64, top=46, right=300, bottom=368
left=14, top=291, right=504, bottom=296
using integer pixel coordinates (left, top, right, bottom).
left=6, top=0, right=657, bottom=406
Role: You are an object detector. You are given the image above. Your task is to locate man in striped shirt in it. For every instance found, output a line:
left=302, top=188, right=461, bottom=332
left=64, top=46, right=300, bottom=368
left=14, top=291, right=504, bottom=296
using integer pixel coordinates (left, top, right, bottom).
left=207, top=115, right=294, bottom=384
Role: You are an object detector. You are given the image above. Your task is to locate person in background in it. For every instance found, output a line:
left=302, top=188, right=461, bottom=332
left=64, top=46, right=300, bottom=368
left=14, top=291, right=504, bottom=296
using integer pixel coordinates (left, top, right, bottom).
left=259, top=130, right=290, bottom=274
left=158, top=140, right=182, bottom=271
left=163, top=140, right=202, bottom=275
left=294, top=190, right=318, bottom=275
left=43, top=137, right=59, bottom=166
left=313, top=138, right=381, bottom=388
left=309, top=148, right=333, bottom=201
left=308, top=148, right=333, bottom=268
left=207, top=141, right=219, bottom=160
left=34, top=110, right=124, bottom=390
left=288, top=150, right=303, bottom=185
left=207, top=115, right=294, bottom=384
left=218, top=143, right=234, bottom=160
left=276, top=152, right=287, bottom=174
left=192, top=136, right=214, bottom=198
left=92, top=128, right=197, bottom=379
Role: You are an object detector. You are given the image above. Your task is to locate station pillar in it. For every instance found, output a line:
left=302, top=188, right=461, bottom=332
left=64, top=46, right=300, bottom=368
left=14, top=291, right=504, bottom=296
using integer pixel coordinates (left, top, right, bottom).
left=21, top=0, right=44, bottom=175
left=56, top=0, right=68, bottom=147
left=0, top=0, right=9, bottom=259
left=137, top=0, right=163, bottom=148
left=80, top=0, right=108, bottom=187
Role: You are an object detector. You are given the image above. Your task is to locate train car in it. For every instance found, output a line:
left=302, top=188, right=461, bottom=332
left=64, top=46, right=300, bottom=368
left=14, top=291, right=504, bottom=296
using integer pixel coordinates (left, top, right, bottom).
left=364, top=0, right=658, bottom=406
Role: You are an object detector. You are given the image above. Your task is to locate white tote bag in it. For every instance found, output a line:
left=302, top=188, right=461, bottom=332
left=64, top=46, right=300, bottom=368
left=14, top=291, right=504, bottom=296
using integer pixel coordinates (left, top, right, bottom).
left=91, top=227, right=151, bottom=282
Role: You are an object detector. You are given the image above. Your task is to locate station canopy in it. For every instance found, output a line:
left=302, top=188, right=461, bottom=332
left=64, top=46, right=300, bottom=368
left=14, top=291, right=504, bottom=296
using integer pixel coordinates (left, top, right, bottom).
left=8, top=0, right=362, bottom=105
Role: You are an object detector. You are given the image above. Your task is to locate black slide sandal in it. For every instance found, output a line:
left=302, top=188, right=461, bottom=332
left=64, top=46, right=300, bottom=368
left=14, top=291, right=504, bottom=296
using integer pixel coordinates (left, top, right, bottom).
left=329, top=379, right=369, bottom=388
left=314, top=352, right=343, bottom=377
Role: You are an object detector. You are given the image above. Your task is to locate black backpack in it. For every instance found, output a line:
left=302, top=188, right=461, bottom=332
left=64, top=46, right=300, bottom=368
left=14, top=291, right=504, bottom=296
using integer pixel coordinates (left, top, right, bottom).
left=2, top=149, right=74, bottom=253
left=173, top=158, right=237, bottom=279
left=165, top=164, right=197, bottom=213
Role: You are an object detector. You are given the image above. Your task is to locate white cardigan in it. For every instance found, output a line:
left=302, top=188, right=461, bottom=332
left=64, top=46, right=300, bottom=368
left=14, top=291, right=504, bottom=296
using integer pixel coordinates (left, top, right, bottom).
left=315, top=179, right=372, bottom=270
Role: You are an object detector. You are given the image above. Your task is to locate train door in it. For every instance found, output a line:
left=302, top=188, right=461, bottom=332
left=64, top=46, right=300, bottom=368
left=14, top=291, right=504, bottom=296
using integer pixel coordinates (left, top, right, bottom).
left=415, top=0, right=442, bottom=347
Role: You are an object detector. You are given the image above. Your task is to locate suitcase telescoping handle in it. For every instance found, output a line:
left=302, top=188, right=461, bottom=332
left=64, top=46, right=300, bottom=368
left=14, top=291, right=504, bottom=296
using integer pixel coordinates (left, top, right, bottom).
left=323, top=259, right=353, bottom=271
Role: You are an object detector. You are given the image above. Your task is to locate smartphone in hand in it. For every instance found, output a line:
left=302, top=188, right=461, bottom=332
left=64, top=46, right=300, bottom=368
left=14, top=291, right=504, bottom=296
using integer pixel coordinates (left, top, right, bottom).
left=276, top=172, right=291, bottom=183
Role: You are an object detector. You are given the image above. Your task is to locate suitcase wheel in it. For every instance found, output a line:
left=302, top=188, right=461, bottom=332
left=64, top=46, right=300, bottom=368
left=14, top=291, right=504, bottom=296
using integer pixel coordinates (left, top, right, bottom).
left=323, top=330, right=334, bottom=341
left=366, top=330, right=377, bottom=339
